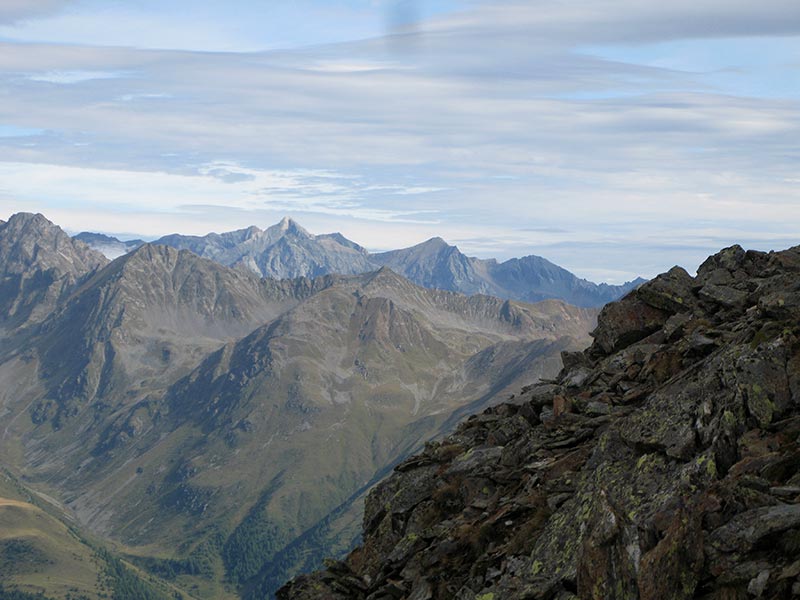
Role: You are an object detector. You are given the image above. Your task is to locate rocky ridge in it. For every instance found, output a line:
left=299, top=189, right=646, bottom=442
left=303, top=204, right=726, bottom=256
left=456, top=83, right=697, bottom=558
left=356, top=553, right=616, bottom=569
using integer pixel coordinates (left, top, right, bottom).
left=372, top=239, right=645, bottom=308
left=278, top=244, right=800, bottom=600
left=152, top=217, right=375, bottom=280
left=78, top=218, right=642, bottom=307
left=0, top=213, right=108, bottom=329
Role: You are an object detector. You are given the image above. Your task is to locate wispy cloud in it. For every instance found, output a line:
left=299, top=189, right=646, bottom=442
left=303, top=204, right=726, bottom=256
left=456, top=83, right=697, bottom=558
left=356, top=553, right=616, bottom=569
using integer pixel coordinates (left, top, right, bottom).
left=26, top=69, right=127, bottom=84
left=0, top=0, right=798, bottom=281
left=0, top=161, right=442, bottom=225
left=0, top=0, right=71, bottom=24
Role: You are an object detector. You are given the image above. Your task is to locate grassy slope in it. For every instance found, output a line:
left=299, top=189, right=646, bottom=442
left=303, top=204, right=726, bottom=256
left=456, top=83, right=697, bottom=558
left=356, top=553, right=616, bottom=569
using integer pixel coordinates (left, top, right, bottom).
left=0, top=471, right=103, bottom=599
left=0, top=471, right=188, bottom=600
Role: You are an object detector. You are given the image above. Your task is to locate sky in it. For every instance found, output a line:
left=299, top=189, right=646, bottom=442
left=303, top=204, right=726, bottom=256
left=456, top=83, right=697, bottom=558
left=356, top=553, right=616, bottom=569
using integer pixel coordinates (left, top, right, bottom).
left=0, top=1, right=799, bottom=283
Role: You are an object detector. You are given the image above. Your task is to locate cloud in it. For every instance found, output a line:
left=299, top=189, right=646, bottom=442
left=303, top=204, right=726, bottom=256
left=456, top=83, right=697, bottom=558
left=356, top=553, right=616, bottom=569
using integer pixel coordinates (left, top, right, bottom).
left=117, top=92, right=172, bottom=102
left=431, top=0, right=800, bottom=44
left=27, top=70, right=127, bottom=84
left=0, top=161, right=442, bottom=225
left=0, top=0, right=70, bottom=24
left=0, top=1, right=798, bottom=281
left=0, top=0, right=429, bottom=52
left=0, top=125, right=44, bottom=138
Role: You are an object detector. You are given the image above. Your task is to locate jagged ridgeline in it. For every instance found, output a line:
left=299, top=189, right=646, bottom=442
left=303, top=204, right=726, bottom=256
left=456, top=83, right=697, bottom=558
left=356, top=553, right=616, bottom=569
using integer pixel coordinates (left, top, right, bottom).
left=77, top=217, right=644, bottom=308
left=279, top=245, right=800, bottom=600
left=0, top=213, right=597, bottom=599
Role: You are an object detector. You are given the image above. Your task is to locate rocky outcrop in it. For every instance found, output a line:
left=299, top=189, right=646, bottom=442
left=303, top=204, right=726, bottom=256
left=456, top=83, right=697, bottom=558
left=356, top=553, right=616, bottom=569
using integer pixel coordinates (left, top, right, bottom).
left=0, top=213, right=108, bottom=328
left=278, top=244, right=800, bottom=600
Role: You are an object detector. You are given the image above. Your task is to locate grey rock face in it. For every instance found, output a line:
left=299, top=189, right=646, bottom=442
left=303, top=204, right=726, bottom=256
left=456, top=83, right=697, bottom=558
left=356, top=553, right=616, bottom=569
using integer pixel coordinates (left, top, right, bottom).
left=1, top=213, right=107, bottom=278
left=0, top=213, right=108, bottom=328
left=153, top=217, right=375, bottom=280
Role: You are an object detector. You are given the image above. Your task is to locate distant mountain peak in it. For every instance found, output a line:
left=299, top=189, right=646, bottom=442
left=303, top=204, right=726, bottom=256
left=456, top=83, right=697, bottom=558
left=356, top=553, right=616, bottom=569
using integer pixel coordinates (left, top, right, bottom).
left=367, top=265, right=404, bottom=282
left=5, top=211, right=55, bottom=232
left=420, top=236, right=450, bottom=249
left=126, top=241, right=170, bottom=258
left=73, top=232, right=146, bottom=259
left=75, top=232, right=118, bottom=244
left=0, top=212, right=108, bottom=326
left=113, top=242, right=177, bottom=272
left=351, top=267, right=411, bottom=296
left=1, top=212, right=106, bottom=269
left=317, top=231, right=367, bottom=253
left=272, top=216, right=308, bottom=236
left=406, top=237, right=463, bottom=257
left=121, top=242, right=227, bottom=273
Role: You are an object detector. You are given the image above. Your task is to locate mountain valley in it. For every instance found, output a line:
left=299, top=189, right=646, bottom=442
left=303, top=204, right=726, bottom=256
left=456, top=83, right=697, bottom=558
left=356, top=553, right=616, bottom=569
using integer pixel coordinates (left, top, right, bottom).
left=0, top=213, right=598, bottom=598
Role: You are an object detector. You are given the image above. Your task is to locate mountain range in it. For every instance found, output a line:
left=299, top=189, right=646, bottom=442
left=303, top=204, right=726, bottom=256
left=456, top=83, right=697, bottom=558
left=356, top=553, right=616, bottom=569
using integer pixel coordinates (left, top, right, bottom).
left=73, top=232, right=146, bottom=260
left=0, top=212, right=598, bottom=599
left=75, top=217, right=644, bottom=308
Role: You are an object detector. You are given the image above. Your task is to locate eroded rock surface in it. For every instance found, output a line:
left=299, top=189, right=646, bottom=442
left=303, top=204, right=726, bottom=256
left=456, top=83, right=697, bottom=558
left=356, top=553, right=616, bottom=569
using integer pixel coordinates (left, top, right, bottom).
left=278, top=245, right=800, bottom=600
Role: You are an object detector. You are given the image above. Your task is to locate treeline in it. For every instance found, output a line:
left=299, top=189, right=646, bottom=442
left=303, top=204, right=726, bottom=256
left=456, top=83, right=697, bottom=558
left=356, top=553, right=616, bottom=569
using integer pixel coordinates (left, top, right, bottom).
left=220, top=474, right=288, bottom=587
left=96, top=549, right=174, bottom=600
left=245, top=522, right=337, bottom=599
left=0, top=586, right=89, bottom=600
left=0, top=585, right=50, bottom=600
left=131, top=556, right=205, bottom=581
left=131, top=530, right=221, bottom=583
left=221, top=506, right=282, bottom=585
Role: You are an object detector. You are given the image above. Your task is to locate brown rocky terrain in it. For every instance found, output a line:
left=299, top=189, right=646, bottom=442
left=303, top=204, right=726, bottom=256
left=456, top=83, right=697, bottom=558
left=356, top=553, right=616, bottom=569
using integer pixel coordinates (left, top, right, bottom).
left=278, top=244, right=800, bottom=600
